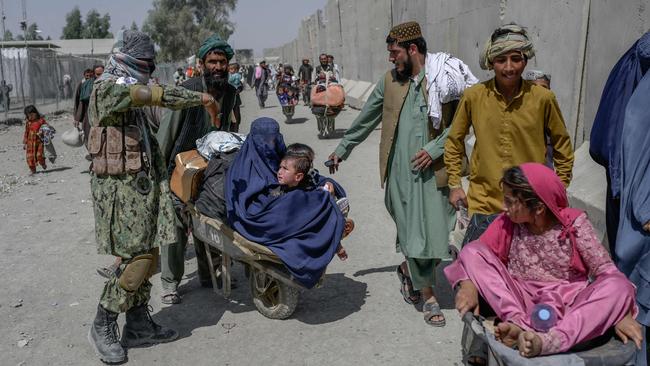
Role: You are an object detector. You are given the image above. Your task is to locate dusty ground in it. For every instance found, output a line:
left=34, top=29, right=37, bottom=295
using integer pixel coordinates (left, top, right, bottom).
left=0, top=89, right=464, bottom=365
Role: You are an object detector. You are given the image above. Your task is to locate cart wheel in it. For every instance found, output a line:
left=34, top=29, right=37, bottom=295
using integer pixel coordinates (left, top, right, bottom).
left=249, top=268, right=299, bottom=319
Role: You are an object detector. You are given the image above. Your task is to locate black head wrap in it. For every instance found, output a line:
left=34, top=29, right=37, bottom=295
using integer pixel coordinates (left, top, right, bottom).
left=118, top=30, right=155, bottom=59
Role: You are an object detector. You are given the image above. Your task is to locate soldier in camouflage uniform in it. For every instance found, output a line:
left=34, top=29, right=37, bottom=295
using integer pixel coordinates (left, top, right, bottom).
left=87, top=30, right=219, bottom=364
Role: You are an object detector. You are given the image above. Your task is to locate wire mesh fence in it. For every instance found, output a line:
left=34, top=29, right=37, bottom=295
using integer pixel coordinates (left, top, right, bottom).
left=0, top=47, right=180, bottom=115
left=0, top=47, right=105, bottom=112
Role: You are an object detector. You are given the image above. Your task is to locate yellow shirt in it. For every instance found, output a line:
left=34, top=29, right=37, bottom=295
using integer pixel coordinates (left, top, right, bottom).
left=444, top=79, right=574, bottom=215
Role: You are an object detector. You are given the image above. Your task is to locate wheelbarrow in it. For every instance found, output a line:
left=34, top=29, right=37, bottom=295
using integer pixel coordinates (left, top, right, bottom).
left=189, top=207, right=305, bottom=319
left=460, top=313, right=637, bottom=365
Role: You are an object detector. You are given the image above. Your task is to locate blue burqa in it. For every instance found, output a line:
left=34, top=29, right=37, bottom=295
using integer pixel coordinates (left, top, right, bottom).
left=617, top=72, right=650, bottom=366
left=589, top=32, right=650, bottom=252
left=225, top=117, right=345, bottom=288
left=590, top=32, right=650, bottom=197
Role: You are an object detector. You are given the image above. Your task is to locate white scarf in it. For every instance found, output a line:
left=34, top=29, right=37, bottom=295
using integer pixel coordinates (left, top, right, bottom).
left=425, top=52, right=478, bottom=129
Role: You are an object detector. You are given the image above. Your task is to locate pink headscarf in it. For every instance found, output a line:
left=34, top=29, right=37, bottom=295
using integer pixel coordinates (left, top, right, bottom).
left=479, top=163, right=587, bottom=274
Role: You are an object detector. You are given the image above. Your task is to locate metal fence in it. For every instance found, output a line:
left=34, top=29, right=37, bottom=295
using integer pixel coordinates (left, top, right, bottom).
left=0, top=47, right=104, bottom=111
left=152, top=63, right=178, bottom=85
left=0, top=47, right=184, bottom=114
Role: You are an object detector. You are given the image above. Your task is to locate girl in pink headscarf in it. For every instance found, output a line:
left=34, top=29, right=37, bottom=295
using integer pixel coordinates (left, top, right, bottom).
left=445, top=163, right=642, bottom=357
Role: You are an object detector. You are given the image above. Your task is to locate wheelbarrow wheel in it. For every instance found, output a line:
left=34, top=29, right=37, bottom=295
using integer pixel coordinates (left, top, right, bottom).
left=249, top=268, right=299, bottom=319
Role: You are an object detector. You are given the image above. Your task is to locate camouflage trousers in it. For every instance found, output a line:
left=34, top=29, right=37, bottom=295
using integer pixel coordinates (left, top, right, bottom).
left=100, top=271, right=152, bottom=314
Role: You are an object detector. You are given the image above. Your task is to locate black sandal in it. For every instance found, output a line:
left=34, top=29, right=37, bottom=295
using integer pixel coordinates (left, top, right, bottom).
left=423, top=300, right=446, bottom=327
left=396, top=265, right=421, bottom=304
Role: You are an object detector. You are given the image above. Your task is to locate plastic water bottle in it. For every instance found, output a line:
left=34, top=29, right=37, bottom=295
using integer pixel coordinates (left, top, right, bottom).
left=530, top=304, right=557, bottom=332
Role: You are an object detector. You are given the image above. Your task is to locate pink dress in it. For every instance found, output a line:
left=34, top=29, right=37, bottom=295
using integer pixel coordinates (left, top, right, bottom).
left=445, top=213, right=637, bottom=355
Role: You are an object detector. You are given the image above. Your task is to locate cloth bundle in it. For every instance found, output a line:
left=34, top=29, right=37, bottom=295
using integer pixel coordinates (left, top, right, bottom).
left=425, top=52, right=478, bottom=129
left=196, top=131, right=246, bottom=160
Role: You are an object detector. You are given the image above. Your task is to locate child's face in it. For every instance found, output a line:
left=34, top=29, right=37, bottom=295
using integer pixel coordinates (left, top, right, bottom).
left=502, top=185, right=535, bottom=224
left=27, top=112, right=38, bottom=121
left=229, top=65, right=237, bottom=74
left=277, top=158, right=304, bottom=188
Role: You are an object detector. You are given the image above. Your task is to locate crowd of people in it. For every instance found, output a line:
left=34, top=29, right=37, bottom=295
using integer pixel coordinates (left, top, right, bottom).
left=248, top=53, right=341, bottom=109
left=40, top=18, right=648, bottom=365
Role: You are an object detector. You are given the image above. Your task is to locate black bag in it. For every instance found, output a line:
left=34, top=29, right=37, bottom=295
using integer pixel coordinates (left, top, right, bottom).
left=461, top=213, right=498, bottom=246
left=194, top=151, right=238, bottom=221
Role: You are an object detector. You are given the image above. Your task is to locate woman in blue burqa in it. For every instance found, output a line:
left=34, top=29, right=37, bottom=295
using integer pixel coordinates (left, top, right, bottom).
left=590, top=32, right=650, bottom=253
left=591, top=31, right=650, bottom=365
left=617, top=38, right=650, bottom=365
left=225, top=117, right=346, bottom=288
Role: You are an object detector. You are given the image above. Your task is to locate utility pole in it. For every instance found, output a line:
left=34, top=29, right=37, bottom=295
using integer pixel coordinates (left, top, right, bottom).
left=0, top=0, right=6, bottom=81
left=18, top=0, right=26, bottom=108
left=0, top=0, right=6, bottom=118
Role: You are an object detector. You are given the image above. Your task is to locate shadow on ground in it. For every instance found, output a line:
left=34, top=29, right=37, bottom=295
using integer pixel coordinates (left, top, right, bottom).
left=41, top=166, right=72, bottom=174
left=353, top=262, right=455, bottom=310
left=153, top=267, right=368, bottom=335
left=153, top=265, right=254, bottom=341
left=284, top=117, right=309, bottom=125
left=293, top=272, right=368, bottom=325
left=353, top=265, right=395, bottom=277
left=317, top=128, right=347, bottom=140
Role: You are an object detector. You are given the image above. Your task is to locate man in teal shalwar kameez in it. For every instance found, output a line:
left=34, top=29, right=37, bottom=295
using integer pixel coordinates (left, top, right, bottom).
left=329, top=22, right=469, bottom=327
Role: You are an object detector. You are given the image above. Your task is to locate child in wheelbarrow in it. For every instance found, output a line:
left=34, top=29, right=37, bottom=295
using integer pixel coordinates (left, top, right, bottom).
left=445, top=164, right=642, bottom=360
left=275, top=143, right=354, bottom=261
left=227, top=117, right=351, bottom=289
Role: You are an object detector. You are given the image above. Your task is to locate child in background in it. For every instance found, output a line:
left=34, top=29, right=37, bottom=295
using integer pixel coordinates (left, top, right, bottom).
left=22, top=105, right=49, bottom=174
left=228, top=63, right=243, bottom=132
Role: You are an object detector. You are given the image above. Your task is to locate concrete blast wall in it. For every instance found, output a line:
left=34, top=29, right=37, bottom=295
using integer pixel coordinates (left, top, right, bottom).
left=266, top=0, right=650, bottom=147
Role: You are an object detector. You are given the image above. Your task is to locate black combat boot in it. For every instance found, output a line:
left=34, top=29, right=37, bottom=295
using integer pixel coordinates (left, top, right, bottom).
left=121, top=304, right=178, bottom=348
left=88, top=304, right=126, bottom=364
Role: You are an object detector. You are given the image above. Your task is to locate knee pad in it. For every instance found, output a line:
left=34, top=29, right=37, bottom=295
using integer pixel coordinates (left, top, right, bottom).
left=118, top=248, right=159, bottom=292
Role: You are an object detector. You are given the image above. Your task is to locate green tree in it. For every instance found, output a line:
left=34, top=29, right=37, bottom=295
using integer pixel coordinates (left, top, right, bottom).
left=3, top=30, right=14, bottom=41
left=83, top=9, right=113, bottom=38
left=130, top=21, right=139, bottom=31
left=18, top=23, right=43, bottom=41
left=142, top=0, right=237, bottom=62
left=61, top=6, right=83, bottom=39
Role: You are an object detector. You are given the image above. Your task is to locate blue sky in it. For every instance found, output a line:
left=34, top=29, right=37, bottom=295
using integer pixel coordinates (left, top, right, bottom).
left=8, top=0, right=327, bottom=55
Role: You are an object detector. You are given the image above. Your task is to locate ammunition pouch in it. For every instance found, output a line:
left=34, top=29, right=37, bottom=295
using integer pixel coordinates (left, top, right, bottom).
left=118, top=248, right=159, bottom=292
left=88, top=125, right=144, bottom=176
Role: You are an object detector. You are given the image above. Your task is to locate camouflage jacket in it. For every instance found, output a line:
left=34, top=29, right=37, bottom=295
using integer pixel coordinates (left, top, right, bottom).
left=89, top=78, right=203, bottom=257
